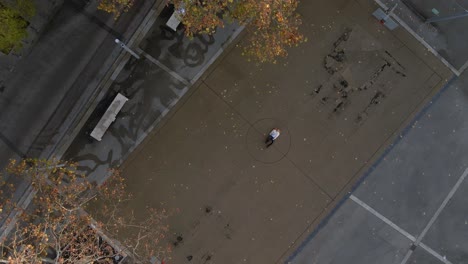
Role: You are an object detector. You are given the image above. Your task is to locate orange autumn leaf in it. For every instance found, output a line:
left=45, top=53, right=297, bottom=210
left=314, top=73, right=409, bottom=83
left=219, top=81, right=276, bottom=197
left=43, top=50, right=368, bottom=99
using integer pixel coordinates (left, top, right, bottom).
left=170, top=0, right=305, bottom=63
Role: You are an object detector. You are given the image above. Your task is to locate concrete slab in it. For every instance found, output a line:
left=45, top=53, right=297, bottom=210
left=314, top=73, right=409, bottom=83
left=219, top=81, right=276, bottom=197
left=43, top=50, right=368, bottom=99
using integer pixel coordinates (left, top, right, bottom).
left=285, top=66, right=468, bottom=264
left=245, top=118, right=291, bottom=164
left=407, top=247, right=445, bottom=264
left=141, top=7, right=241, bottom=82
left=422, top=174, right=468, bottom=263
left=353, top=77, right=468, bottom=235
left=204, top=20, right=448, bottom=197
left=203, top=0, right=451, bottom=199
left=290, top=199, right=411, bottom=264
left=64, top=60, right=187, bottom=182
left=122, top=84, right=331, bottom=264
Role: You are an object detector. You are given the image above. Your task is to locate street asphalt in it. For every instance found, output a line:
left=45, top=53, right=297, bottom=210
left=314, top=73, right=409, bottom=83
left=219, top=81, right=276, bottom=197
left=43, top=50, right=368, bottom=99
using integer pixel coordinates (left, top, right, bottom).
left=287, top=71, right=468, bottom=264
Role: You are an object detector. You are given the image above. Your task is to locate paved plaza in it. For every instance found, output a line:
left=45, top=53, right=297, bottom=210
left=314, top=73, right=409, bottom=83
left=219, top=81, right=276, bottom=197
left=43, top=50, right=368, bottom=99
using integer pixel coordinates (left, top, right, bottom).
left=2, top=0, right=466, bottom=262
left=288, top=72, right=468, bottom=264
left=109, top=0, right=454, bottom=263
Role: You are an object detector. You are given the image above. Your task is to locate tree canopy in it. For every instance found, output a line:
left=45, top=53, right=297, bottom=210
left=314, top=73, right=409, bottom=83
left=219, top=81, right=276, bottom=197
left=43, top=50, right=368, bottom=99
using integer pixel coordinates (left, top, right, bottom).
left=98, top=0, right=305, bottom=63
left=97, top=0, right=135, bottom=20
left=172, top=0, right=305, bottom=63
left=0, top=159, right=173, bottom=264
left=0, top=0, right=35, bottom=54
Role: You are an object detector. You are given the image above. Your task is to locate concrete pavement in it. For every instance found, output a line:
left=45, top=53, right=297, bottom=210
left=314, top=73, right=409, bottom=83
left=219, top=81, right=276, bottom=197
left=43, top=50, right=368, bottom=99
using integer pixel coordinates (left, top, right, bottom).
left=63, top=6, right=243, bottom=183
left=287, top=70, right=468, bottom=264
left=112, top=0, right=454, bottom=263
left=375, top=0, right=468, bottom=74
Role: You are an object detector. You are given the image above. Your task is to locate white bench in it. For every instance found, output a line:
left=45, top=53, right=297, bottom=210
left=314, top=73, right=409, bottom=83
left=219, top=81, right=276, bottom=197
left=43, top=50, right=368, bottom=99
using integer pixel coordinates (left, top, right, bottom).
left=90, top=93, right=128, bottom=141
left=166, top=11, right=182, bottom=31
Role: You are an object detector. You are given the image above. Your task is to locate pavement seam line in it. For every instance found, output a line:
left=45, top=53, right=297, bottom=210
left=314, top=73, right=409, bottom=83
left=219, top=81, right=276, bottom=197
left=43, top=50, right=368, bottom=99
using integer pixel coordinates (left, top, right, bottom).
left=350, top=195, right=453, bottom=264
left=123, top=26, right=246, bottom=169
left=400, top=167, right=468, bottom=264
left=331, top=72, right=443, bottom=201
left=137, top=48, right=190, bottom=86
left=275, top=206, right=329, bottom=264
left=203, top=79, right=336, bottom=199
left=203, top=80, right=333, bottom=199
left=202, top=80, right=255, bottom=127
left=284, top=75, right=457, bottom=263
left=285, top=156, right=333, bottom=199
left=191, top=26, right=245, bottom=84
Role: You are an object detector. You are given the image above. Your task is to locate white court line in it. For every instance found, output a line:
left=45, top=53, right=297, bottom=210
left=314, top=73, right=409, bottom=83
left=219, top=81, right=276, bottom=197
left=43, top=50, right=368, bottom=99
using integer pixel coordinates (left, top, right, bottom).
left=349, top=195, right=453, bottom=264
left=350, top=195, right=416, bottom=241
left=373, top=0, right=462, bottom=76
left=417, top=167, right=468, bottom=243
left=400, top=167, right=468, bottom=264
left=420, top=243, right=452, bottom=264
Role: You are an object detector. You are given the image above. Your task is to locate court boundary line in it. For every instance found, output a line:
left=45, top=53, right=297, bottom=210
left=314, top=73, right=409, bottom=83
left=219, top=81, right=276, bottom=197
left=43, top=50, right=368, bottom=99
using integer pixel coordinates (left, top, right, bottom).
left=399, top=167, right=468, bottom=264
left=350, top=195, right=453, bottom=264
left=283, top=74, right=457, bottom=263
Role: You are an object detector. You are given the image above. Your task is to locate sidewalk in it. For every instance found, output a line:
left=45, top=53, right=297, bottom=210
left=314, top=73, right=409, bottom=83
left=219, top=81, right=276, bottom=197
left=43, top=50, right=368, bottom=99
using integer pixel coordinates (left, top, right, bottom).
left=0, top=0, right=158, bottom=236
left=63, top=6, right=243, bottom=183
left=114, top=0, right=453, bottom=263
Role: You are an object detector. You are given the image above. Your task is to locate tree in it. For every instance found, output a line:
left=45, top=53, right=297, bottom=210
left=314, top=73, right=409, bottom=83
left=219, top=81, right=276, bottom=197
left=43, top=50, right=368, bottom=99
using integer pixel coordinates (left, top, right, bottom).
left=97, top=0, right=305, bottom=63
left=171, top=0, right=306, bottom=63
left=0, top=159, right=173, bottom=264
left=0, top=0, right=35, bottom=53
left=97, top=0, right=135, bottom=20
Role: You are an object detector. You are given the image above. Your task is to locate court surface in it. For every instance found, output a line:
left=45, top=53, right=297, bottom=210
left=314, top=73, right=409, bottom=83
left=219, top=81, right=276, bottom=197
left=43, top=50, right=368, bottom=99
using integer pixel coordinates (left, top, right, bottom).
left=287, top=73, right=468, bottom=264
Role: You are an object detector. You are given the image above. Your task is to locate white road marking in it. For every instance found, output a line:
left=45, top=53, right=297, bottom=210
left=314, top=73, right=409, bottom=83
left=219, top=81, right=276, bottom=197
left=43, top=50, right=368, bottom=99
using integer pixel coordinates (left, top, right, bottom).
left=420, top=243, right=452, bottom=264
left=417, top=167, right=468, bottom=243
left=400, top=249, right=413, bottom=264
left=399, top=167, right=468, bottom=264
left=349, top=193, right=456, bottom=264
left=350, top=195, right=416, bottom=241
